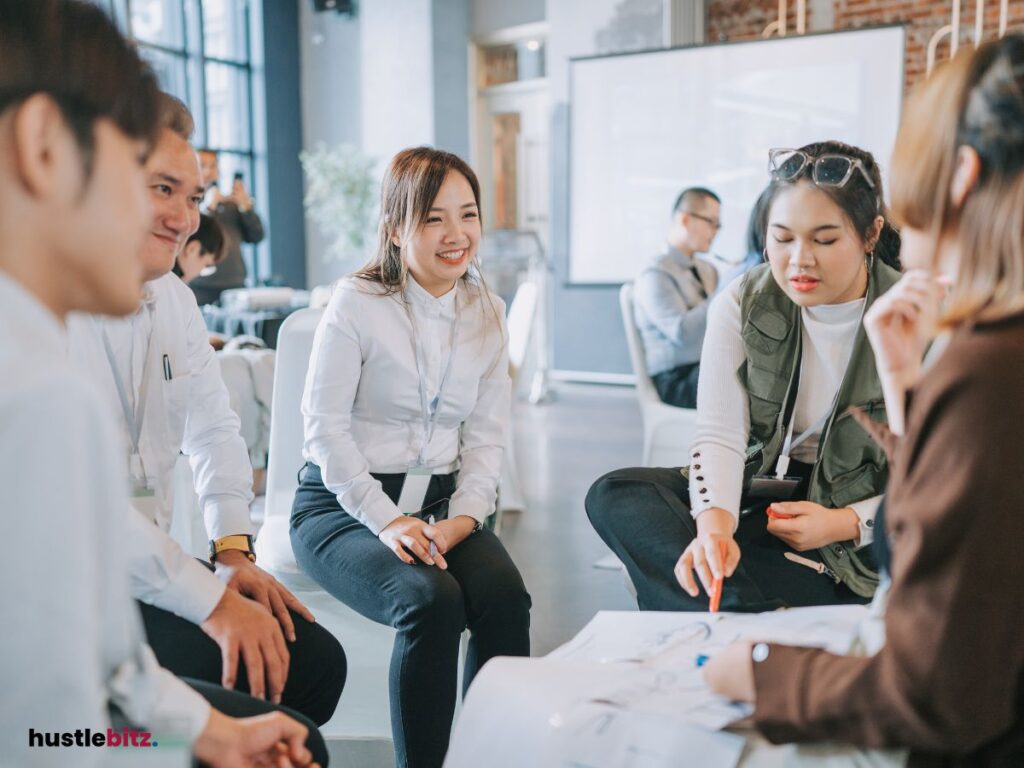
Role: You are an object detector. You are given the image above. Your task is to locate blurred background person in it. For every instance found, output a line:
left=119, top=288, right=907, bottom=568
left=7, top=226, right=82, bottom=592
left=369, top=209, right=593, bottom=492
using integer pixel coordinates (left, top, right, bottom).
left=175, top=212, right=225, bottom=285
left=191, top=148, right=264, bottom=305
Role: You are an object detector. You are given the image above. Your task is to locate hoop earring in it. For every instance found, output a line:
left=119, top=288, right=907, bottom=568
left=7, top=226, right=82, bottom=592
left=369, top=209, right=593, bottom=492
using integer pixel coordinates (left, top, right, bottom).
left=762, top=248, right=769, bottom=263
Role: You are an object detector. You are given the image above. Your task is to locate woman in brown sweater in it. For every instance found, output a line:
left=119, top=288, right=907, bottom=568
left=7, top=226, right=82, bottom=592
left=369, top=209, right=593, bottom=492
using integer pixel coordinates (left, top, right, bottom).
left=703, top=35, right=1024, bottom=767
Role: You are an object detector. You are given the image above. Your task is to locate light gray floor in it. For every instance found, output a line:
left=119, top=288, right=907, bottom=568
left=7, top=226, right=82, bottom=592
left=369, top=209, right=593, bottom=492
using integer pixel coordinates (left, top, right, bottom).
left=500, top=382, right=640, bottom=654
left=324, top=383, right=642, bottom=766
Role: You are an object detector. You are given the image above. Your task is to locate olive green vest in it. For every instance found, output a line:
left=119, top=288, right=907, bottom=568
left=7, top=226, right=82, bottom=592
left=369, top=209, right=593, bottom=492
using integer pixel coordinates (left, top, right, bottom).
left=737, top=257, right=900, bottom=597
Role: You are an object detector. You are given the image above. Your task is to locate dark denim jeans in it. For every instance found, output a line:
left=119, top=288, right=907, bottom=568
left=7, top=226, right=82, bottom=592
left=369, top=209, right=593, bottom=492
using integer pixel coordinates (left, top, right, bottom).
left=586, top=461, right=869, bottom=612
left=290, top=463, right=531, bottom=768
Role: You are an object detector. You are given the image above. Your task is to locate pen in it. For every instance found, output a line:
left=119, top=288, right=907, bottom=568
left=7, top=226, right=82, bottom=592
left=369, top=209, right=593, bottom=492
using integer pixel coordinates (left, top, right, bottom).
left=427, top=514, right=437, bottom=560
left=709, top=541, right=727, bottom=613
left=162, top=354, right=172, bottom=381
left=767, top=503, right=795, bottom=520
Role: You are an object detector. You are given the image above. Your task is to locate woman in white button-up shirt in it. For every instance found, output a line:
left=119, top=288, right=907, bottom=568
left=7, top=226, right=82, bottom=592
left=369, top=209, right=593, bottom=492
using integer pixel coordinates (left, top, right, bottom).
left=290, top=147, right=531, bottom=768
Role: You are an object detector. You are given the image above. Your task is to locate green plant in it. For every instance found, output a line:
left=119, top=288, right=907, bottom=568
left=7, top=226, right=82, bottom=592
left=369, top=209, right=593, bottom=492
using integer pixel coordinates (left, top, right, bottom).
left=300, top=143, right=377, bottom=266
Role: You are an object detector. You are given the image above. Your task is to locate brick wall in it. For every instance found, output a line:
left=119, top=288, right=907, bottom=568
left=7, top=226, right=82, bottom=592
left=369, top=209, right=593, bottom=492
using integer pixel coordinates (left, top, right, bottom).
left=706, top=0, right=1024, bottom=90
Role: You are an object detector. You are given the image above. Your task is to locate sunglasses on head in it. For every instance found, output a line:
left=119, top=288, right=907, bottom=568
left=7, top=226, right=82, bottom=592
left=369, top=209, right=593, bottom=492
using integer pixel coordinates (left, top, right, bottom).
left=768, top=148, right=876, bottom=190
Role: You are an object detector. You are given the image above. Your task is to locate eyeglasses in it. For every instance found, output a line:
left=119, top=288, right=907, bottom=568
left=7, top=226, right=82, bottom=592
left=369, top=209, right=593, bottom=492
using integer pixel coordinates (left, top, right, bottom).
left=685, top=211, right=722, bottom=231
left=768, top=148, right=876, bottom=190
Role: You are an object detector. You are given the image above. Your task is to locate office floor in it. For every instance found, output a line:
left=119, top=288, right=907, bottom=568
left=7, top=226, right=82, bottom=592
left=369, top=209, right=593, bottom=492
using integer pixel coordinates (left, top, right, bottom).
left=500, top=382, right=640, bottom=654
left=321, top=383, right=643, bottom=766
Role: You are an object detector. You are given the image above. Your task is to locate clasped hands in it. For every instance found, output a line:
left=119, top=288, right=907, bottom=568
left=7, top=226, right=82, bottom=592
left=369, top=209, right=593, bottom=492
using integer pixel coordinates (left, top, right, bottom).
left=378, top=514, right=478, bottom=567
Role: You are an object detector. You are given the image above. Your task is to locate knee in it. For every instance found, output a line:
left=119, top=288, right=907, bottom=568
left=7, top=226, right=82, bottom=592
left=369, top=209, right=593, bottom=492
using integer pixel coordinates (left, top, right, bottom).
left=585, top=468, right=639, bottom=534
left=396, top=576, right=466, bottom=635
left=299, top=622, right=347, bottom=725
left=476, top=572, right=532, bottom=622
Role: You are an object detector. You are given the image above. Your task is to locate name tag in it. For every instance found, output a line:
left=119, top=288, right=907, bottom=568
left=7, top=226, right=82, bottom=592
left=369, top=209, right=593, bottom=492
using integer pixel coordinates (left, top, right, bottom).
left=396, top=467, right=433, bottom=515
left=747, top=475, right=801, bottom=502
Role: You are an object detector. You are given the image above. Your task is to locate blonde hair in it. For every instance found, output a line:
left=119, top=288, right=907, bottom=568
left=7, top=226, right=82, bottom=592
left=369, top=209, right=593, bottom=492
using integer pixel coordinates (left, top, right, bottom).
left=890, top=35, right=1024, bottom=326
left=353, top=146, right=500, bottom=324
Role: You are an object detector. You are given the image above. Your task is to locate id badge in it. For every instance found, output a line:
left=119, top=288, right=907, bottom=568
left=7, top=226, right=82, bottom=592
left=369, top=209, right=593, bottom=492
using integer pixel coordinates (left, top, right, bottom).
left=397, top=467, right=432, bottom=515
left=746, top=475, right=801, bottom=502
left=129, top=480, right=161, bottom=522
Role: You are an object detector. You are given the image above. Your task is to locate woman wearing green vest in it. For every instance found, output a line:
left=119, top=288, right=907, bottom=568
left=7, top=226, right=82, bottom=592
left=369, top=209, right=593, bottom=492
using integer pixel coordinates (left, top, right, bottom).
left=587, top=140, right=901, bottom=611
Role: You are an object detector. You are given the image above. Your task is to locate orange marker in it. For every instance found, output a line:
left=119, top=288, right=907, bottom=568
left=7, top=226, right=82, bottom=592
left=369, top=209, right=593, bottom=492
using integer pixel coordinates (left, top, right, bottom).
left=767, top=504, right=795, bottom=520
left=709, top=541, right=727, bottom=613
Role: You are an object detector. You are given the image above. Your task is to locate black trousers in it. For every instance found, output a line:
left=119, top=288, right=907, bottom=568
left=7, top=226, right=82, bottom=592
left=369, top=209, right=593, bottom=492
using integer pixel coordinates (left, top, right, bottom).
left=652, top=362, right=701, bottom=408
left=585, top=464, right=869, bottom=611
left=290, top=463, right=532, bottom=768
left=138, top=564, right=347, bottom=726
left=184, top=678, right=328, bottom=767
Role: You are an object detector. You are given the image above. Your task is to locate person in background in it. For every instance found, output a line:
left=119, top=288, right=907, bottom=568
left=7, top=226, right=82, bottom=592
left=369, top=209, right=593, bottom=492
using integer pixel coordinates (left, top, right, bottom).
left=703, top=34, right=1024, bottom=767
left=68, top=94, right=346, bottom=730
left=0, top=3, right=318, bottom=766
left=174, top=212, right=225, bottom=284
left=290, top=146, right=532, bottom=768
left=634, top=187, right=721, bottom=408
left=589, top=141, right=900, bottom=612
left=724, top=185, right=773, bottom=285
left=190, top=148, right=264, bottom=305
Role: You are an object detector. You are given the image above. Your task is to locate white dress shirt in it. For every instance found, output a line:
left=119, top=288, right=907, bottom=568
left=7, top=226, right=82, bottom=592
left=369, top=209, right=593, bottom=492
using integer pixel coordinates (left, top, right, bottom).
left=68, top=273, right=255, bottom=623
left=0, top=274, right=209, bottom=765
left=689, top=276, right=881, bottom=544
left=303, top=276, right=510, bottom=536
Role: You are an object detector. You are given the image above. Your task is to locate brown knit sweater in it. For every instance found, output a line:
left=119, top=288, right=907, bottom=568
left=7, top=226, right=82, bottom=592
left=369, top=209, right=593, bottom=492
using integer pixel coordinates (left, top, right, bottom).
left=751, top=311, right=1024, bottom=767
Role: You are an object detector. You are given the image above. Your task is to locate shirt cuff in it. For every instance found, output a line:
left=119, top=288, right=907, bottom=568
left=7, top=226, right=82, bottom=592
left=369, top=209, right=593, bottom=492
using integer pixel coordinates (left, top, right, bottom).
left=448, top=493, right=491, bottom=526
left=357, top=493, right=405, bottom=537
left=687, top=443, right=743, bottom=522
left=203, top=498, right=257, bottom=541
left=849, top=496, right=881, bottom=548
left=149, top=667, right=213, bottom=741
left=158, top=558, right=227, bottom=624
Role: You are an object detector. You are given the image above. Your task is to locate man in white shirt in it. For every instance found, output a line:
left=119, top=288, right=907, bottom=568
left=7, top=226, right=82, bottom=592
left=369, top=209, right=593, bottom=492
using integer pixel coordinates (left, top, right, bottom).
left=0, top=2, right=319, bottom=765
left=68, top=94, right=346, bottom=726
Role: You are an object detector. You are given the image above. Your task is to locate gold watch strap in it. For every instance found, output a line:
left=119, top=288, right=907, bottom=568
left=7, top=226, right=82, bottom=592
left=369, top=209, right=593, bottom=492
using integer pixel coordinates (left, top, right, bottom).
left=211, top=534, right=255, bottom=563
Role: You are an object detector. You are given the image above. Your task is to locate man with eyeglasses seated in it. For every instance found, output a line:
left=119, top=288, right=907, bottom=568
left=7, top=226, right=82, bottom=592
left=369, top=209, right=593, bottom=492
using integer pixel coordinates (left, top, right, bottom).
left=633, top=187, right=721, bottom=408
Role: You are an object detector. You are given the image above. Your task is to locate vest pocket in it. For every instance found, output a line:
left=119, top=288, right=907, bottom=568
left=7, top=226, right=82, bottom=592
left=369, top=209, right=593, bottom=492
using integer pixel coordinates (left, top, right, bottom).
left=821, top=399, right=888, bottom=479
left=827, top=462, right=883, bottom=509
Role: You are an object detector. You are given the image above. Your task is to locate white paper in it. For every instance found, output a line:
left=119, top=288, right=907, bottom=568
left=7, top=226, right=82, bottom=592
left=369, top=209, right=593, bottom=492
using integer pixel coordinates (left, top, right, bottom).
left=446, top=606, right=871, bottom=768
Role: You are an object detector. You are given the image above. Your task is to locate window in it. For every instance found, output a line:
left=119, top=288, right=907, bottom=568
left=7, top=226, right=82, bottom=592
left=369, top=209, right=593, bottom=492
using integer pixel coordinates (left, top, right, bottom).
left=93, top=0, right=264, bottom=281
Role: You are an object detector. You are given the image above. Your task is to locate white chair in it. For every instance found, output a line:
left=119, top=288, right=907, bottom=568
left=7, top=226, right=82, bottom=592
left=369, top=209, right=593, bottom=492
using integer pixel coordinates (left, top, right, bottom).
left=619, top=283, right=698, bottom=468
left=254, top=307, right=468, bottom=756
left=498, top=280, right=538, bottom=516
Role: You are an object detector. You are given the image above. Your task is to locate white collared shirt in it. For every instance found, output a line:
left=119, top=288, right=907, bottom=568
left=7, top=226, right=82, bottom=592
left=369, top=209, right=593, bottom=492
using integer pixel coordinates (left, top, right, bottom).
left=303, top=276, right=510, bottom=535
left=68, top=272, right=255, bottom=622
left=0, top=274, right=209, bottom=764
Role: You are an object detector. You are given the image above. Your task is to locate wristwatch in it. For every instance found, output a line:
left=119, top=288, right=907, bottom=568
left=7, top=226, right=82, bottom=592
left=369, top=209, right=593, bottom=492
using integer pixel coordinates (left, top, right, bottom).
left=209, top=534, right=256, bottom=564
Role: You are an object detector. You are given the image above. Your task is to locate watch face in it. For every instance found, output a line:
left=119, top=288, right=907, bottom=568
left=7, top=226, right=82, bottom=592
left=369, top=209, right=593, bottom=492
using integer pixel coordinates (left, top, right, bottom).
left=752, top=642, right=771, bottom=663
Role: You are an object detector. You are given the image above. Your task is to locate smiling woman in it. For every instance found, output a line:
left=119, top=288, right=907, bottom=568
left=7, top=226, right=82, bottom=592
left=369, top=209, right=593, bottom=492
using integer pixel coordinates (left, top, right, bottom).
left=587, top=140, right=900, bottom=614
left=289, top=147, right=532, bottom=768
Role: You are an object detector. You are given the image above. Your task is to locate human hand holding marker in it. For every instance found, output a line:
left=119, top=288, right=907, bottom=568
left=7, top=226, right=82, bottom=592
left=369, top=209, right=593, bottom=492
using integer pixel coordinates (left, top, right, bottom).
left=708, top=541, right=727, bottom=612
left=675, top=507, right=740, bottom=599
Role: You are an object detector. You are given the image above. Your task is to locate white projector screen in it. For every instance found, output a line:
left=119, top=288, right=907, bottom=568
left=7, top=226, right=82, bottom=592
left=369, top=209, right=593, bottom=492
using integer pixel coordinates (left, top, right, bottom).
left=568, top=26, right=905, bottom=284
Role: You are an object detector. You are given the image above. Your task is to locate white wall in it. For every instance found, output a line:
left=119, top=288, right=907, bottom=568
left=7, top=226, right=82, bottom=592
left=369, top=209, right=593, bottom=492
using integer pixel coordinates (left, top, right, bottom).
left=547, top=0, right=664, bottom=374
left=299, top=4, right=362, bottom=288
left=472, top=0, right=546, bottom=38
left=300, top=1, right=474, bottom=289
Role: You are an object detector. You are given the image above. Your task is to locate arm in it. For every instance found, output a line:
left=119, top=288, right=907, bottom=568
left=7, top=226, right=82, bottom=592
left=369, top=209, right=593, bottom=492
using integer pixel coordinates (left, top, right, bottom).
left=675, top=280, right=750, bottom=594
left=235, top=203, right=265, bottom=244
left=633, top=266, right=710, bottom=349
left=125, top=503, right=226, bottom=624
left=179, top=288, right=255, bottom=541
left=303, top=289, right=403, bottom=536
left=447, top=303, right=511, bottom=526
left=751, top=366, right=1024, bottom=751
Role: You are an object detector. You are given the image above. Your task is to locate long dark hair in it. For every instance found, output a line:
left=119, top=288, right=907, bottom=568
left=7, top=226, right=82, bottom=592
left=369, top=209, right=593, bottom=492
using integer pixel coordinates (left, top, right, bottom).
left=765, top=140, right=901, bottom=270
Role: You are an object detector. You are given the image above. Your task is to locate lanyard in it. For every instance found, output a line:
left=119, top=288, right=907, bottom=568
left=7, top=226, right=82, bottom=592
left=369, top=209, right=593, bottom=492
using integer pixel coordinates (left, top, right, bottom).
left=774, top=298, right=868, bottom=480
left=406, top=290, right=460, bottom=467
left=100, top=306, right=155, bottom=484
